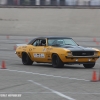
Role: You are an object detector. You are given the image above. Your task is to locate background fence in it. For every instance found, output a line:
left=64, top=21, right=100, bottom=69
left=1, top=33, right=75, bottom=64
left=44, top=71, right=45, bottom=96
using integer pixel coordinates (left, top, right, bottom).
left=0, top=0, right=100, bottom=7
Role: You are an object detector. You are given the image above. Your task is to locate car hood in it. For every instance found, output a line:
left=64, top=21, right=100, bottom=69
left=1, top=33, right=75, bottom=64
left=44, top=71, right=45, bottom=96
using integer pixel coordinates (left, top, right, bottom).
left=63, top=45, right=95, bottom=51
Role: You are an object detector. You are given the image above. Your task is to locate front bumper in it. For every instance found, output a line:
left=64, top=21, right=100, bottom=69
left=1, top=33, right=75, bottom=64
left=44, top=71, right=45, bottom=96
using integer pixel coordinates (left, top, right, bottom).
left=66, top=56, right=99, bottom=58
left=64, top=62, right=95, bottom=64
left=61, top=56, right=99, bottom=63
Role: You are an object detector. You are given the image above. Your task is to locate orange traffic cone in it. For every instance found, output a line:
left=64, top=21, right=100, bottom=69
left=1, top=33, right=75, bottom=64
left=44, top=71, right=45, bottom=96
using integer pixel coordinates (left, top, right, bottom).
left=98, top=70, right=100, bottom=81
left=25, top=39, right=28, bottom=42
left=93, top=38, right=96, bottom=42
left=91, top=71, right=98, bottom=82
left=14, top=45, right=16, bottom=50
left=1, top=61, right=6, bottom=69
left=7, top=35, right=9, bottom=39
left=96, top=42, right=99, bottom=45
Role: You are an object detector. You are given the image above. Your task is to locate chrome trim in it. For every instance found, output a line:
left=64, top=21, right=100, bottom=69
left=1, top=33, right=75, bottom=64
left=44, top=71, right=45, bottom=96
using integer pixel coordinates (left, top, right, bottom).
left=66, top=56, right=99, bottom=58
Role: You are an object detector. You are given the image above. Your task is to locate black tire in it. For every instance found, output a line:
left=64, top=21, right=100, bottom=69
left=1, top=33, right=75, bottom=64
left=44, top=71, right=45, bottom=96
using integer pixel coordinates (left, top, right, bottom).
left=52, top=54, right=64, bottom=68
left=22, top=53, right=33, bottom=65
left=83, top=63, right=95, bottom=68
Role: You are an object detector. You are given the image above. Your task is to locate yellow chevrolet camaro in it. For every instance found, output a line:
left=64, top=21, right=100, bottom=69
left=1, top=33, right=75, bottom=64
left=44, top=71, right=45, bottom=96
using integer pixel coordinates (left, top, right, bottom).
left=15, top=36, right=100, bottom=68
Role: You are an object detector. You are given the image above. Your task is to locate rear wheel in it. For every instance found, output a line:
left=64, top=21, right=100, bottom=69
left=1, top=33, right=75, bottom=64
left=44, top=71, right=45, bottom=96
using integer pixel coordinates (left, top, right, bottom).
left=22, top=53, right=33, bottom=65
left=52, top=54, right=64, bottom=68
left=83, top=63, right=95, bottom=68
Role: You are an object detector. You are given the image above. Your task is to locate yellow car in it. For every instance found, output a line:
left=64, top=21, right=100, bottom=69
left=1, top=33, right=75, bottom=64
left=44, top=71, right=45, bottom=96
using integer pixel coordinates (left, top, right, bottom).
left=15, top=36, right=100, bottom=68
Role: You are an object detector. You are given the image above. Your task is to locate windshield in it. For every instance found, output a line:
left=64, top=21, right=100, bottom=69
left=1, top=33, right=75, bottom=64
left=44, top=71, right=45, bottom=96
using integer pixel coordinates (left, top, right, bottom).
left=48, top=38, right=78, bottom=46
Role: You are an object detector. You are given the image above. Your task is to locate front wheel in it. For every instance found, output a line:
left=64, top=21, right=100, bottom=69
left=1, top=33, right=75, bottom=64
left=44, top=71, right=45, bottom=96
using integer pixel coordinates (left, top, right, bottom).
left=83, top=63, right=95, bottom=68
left=52, top=54, right=64, bottom=68
left=22, top=53, right=33, bottom=65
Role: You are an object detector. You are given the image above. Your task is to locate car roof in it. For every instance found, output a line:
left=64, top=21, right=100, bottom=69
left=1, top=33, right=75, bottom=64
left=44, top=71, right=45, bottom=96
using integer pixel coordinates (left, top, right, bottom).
left=36, top=36, right=72, bottom=39
left=28, top=36, right=72, bottom=44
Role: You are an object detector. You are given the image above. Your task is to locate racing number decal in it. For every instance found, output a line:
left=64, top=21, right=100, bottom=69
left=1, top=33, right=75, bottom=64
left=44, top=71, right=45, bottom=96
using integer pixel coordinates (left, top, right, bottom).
left=34, top=53, right=45, bottom=58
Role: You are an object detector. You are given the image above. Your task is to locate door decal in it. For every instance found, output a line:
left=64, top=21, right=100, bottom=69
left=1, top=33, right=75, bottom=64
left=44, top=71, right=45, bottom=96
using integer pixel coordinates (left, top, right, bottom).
left=42, top=48, right=46, bottom=52
left=33, top=53, right=45, bottom=58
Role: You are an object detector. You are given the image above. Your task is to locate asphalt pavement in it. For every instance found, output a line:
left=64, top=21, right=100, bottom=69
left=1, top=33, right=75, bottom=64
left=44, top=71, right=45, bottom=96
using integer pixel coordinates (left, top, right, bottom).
left=0, top=8, right=100, bottom=100
left=0, top=8, right=100, bottom=37
left=0, top=36, right=100, bottom=100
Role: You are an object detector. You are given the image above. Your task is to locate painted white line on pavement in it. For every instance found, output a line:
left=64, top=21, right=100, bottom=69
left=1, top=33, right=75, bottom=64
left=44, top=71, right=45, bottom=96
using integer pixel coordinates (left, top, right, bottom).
left=0, top=92, right=100, bottom=95
left=28, top=80, right=75, bottom=100
left=0, top=69, right=89, bottom=81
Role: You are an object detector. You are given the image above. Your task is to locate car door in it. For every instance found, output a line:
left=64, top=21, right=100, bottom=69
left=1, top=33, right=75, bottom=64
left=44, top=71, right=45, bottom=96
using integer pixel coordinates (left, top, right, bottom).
left=31, top=39, right=49, bottom=62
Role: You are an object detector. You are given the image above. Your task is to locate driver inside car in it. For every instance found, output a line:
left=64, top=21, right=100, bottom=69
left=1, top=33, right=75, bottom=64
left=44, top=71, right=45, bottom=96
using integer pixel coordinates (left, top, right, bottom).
left=41, top=40, right=46, bottom=46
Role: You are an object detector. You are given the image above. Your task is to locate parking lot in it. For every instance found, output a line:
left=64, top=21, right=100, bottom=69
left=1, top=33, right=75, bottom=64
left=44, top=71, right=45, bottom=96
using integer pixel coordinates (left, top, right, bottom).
left=0, top=36, right=100, bottom=100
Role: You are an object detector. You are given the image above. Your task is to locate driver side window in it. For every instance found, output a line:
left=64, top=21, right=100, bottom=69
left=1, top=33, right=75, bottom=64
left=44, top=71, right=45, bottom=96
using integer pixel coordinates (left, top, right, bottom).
left=33, top=39, right=40, bottom=46
left=32, top=39, right=46, bottom=46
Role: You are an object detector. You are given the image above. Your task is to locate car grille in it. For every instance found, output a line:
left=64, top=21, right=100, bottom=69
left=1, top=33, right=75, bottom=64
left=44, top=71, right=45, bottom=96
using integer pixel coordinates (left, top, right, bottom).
left=72, top=51, right=94, bottom=56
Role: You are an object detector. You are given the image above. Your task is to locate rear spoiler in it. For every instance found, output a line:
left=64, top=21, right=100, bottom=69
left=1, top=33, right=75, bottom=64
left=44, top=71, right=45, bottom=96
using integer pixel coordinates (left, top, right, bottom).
left=16, top=44, right=27, bottom=47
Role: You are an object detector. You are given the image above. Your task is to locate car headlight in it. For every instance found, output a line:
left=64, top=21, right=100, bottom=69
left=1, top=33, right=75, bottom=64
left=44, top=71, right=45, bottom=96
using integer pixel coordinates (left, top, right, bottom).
left=94, top=51, right=98, bottom=56
left=67, top=52, right=72, bottom=56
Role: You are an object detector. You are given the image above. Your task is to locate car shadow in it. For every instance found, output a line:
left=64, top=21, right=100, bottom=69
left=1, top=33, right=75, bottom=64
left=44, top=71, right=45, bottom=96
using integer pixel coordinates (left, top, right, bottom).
left=32, top=63, right=86, bottom=69
left=13, top=63, right=98, bottom=70
left=34, top=63, right=99, bottom=70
